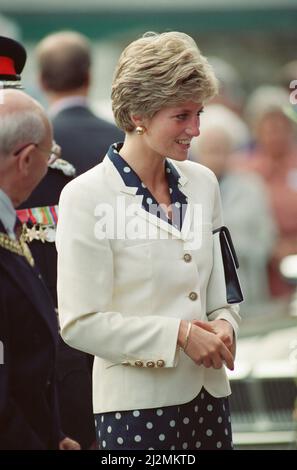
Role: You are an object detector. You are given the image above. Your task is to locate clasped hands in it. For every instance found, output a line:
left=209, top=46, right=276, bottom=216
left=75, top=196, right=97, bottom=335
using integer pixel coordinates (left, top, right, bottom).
left=178, top=319, right=235, bottom=371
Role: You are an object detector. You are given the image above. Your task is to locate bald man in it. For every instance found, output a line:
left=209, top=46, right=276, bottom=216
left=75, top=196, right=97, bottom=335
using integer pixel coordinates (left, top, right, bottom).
left=37, top=30, right=123, bottom=174
left=0, top=90, right=79, bottom=449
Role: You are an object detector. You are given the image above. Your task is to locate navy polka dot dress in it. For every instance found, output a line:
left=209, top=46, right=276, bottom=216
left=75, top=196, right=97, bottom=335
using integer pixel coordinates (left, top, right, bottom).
left=95, top=388, right=233, bottom=450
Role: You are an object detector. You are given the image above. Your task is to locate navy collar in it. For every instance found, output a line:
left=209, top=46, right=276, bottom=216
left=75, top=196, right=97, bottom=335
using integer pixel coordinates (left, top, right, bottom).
left=108, top=143, right=188, bottom=230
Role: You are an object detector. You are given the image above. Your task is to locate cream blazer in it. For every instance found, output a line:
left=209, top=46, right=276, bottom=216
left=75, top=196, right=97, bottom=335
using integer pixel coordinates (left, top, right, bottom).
left=56, top=155, right=241, bottom=413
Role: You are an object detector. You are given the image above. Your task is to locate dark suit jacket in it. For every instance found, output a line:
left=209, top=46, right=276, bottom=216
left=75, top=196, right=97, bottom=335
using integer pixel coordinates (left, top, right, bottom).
left=0, top=222, right=61, bottom=449
left=52, top=105, right=124, bottom=175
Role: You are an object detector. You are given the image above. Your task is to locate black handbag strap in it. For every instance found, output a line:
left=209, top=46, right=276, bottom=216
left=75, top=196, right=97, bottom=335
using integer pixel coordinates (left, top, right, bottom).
left=213, top=226, right=239, bottom=269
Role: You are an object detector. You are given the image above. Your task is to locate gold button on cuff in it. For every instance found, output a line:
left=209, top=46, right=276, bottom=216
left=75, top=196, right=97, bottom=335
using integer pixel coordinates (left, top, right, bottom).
left=189, top=291, right=198, bottom=301
left=121, top=361, right=130, bottom=366
left=156, top=360, right=165, bottom=368
left=146, top=361, right=155, bottom=368
left=183, top=253, right=192, bottom=263
left=135, top=360, right=143, bottom=367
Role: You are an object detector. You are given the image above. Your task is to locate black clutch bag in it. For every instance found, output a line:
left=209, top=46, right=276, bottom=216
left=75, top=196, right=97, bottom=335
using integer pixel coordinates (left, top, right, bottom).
left=206, top=226, right=244, bottom=313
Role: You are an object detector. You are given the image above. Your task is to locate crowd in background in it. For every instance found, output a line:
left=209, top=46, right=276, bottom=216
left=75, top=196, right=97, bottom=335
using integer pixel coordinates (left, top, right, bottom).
left=190, top=58, right=297, bottom=315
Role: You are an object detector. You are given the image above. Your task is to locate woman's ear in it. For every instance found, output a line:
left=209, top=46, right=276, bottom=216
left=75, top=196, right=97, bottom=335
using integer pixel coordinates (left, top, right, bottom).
left=16, top=144, right=36, bottom=176
left=130, top=114, right=144, bottom=128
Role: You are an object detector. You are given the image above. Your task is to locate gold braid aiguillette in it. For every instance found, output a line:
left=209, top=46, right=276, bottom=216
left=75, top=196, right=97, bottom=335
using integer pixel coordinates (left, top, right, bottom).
left=0, top=233, right=35, bottom=267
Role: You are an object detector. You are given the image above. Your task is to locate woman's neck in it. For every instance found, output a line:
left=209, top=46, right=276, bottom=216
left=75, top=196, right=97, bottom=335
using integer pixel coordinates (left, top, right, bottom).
left=119, top=136, right=167, bottom=191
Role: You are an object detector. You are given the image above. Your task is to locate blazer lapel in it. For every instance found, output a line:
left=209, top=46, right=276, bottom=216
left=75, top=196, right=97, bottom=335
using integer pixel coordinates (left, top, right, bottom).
left=167, top=159, right=196, bottom=242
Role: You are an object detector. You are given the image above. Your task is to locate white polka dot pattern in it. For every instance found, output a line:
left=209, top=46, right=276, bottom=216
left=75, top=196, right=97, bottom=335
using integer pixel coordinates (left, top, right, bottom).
left=94, top=387, right=233, bottom=450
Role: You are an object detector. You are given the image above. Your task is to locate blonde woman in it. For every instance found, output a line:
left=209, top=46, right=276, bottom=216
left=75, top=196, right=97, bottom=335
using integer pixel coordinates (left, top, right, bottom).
left=56, top=32, right=241, bottom=450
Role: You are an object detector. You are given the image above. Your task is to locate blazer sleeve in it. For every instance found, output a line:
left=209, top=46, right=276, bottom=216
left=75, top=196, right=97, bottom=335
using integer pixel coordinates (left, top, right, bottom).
left=207, top=173, right=241, bottom=339
left=56, top=183, right=181, bottom=369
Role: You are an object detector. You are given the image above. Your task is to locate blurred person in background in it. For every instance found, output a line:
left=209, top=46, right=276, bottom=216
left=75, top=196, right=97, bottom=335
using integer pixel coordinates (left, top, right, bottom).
left=236, top=86, right=297, bottom=298
left=207, top=57, right=246, bottom=116
left=205, top=58, right=250, bottom=152
left=191, top=107, right=276, bottom=312
left=36, top=30, right=123, bottom=175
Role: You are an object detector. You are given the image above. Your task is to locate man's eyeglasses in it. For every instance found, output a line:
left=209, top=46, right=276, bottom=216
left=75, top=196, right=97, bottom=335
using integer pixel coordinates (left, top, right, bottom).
left=14, top=141, right=61, bottom=166
left=35, top=141, right=61, bottom=165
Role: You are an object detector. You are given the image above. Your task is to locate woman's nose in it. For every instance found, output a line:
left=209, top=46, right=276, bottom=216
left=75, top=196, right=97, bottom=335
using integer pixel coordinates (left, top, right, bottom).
left=186, top=118, right=200, bottom=137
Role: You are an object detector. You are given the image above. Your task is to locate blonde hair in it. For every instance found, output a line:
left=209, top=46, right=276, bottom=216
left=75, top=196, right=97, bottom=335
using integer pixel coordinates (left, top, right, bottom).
left=112, top=31, right=218, bottom=132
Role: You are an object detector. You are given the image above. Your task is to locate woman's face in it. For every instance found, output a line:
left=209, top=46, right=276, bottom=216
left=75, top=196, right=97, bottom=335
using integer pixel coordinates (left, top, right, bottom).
left=142, top=101, right=203, bottom=161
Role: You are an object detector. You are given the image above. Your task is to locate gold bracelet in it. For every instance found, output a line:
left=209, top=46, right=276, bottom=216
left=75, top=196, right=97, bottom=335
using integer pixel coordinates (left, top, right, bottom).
left=182, top=321, right=192, bottom=353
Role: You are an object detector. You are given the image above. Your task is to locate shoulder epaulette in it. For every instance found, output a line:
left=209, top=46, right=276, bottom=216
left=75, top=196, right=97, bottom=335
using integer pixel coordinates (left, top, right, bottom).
left=49, top=158, right=76, bottom=177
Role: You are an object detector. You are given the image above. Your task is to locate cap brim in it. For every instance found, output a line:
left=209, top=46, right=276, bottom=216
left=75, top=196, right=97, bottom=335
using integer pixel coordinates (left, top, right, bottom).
left=0, top=36, right=27, bottom=74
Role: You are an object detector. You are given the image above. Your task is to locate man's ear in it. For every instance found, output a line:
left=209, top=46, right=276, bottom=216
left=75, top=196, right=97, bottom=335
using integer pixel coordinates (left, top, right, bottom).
left=16, top=144, right=36, bottom=176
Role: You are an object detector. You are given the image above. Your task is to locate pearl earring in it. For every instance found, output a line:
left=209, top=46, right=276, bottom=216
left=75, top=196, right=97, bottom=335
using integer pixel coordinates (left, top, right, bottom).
left=135, top=126, right=145, bottom=135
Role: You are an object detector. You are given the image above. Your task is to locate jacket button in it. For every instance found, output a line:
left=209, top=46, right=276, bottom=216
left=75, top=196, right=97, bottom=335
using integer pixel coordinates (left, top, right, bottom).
left=156, top=360, right=165, bottom=368
left=146, top=361, right=155, bottom=368
left=183, top=253, right=192, bottom=263
left=135, top=360, right=143, bottom=367
left=46, top=380, right=51, bottom=387
left=189, top=291, right=198, bottom=301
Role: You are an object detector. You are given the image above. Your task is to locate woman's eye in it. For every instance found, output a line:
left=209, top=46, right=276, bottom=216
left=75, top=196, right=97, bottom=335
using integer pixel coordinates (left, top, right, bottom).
left=176, top=114, right=187, bottom=120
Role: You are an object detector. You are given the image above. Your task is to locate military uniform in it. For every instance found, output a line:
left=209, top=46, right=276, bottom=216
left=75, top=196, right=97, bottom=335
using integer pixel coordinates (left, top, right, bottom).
left=0, top=35, right=64, bottom=449
left=0, top=208, right=62, bottom=448
left=18, top=159, right=95, bottom=449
